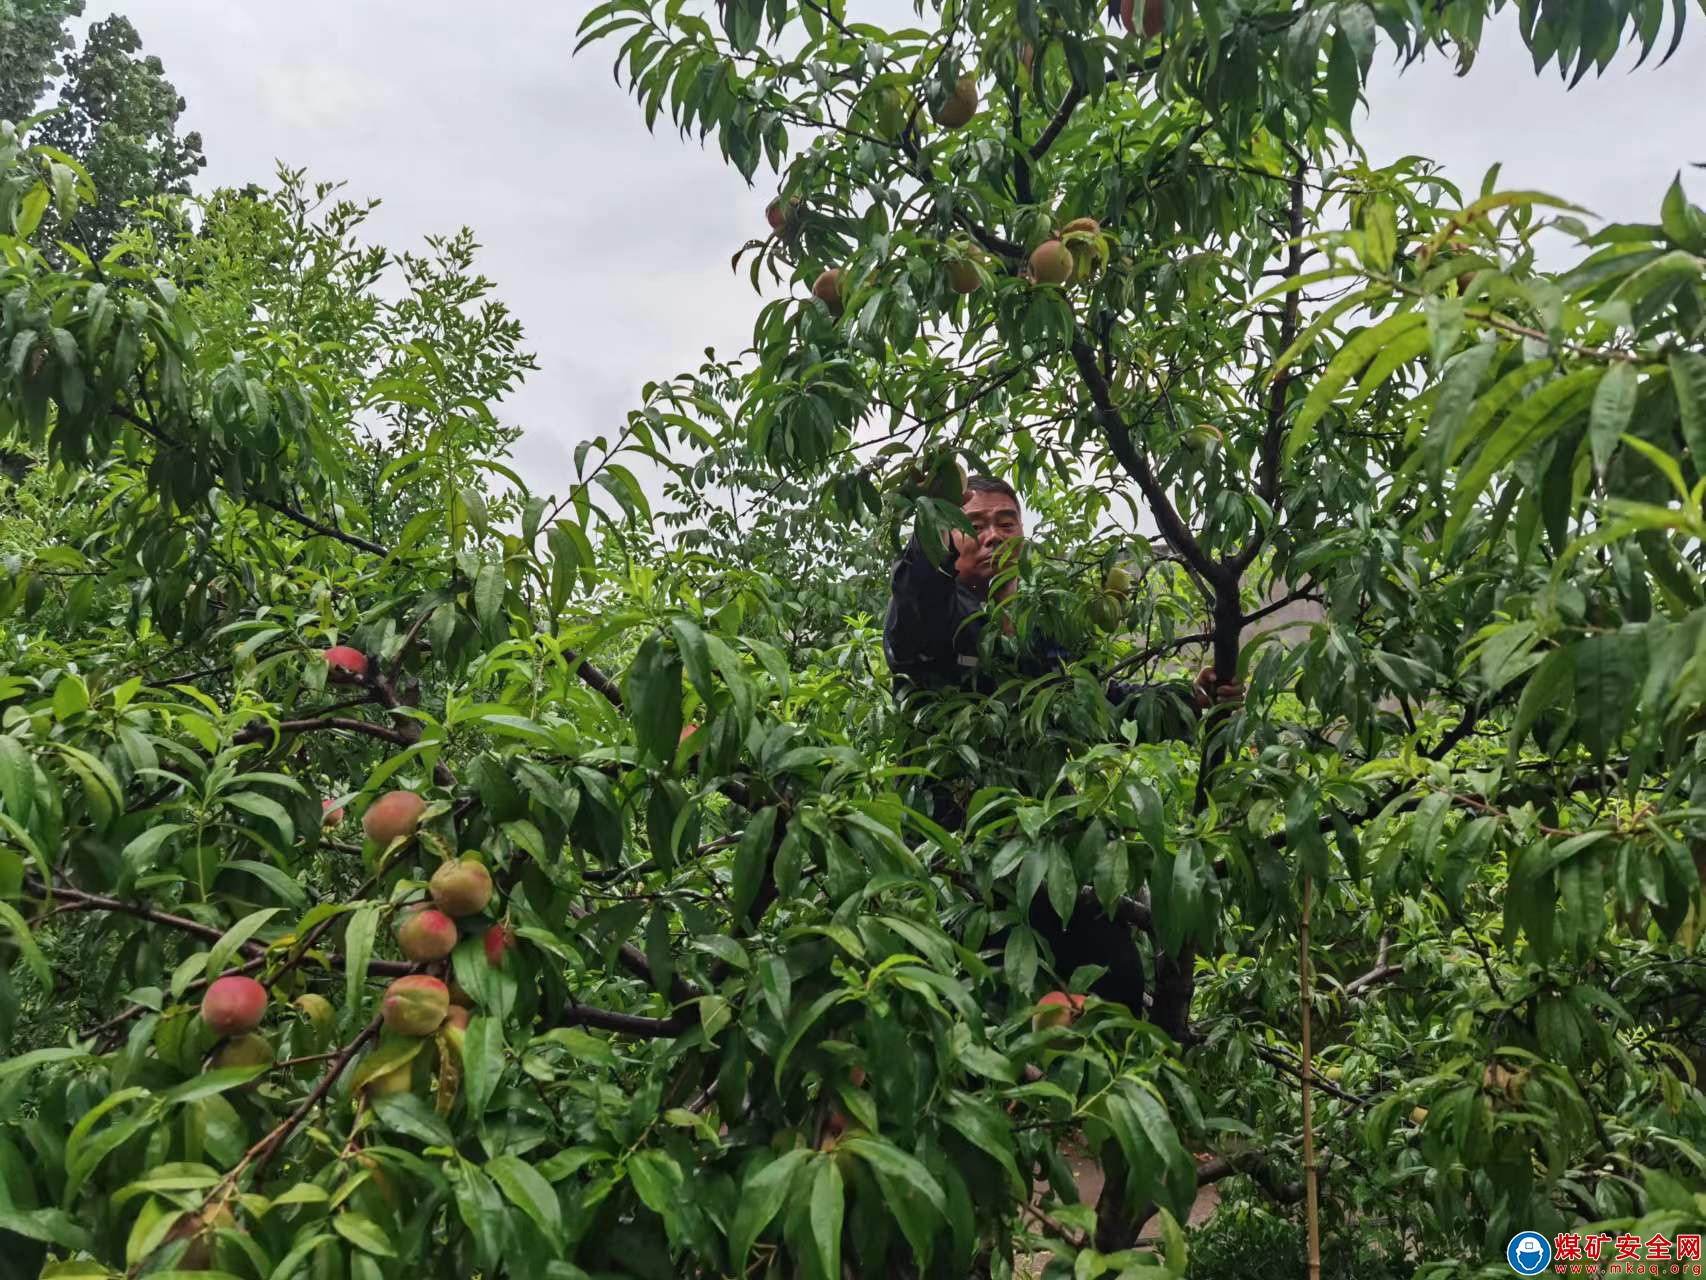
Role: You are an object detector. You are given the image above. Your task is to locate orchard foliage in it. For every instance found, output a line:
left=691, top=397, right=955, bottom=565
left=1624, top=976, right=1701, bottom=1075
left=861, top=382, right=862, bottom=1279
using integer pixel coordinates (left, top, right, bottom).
left=1, top=0, right=1705, bottom=1275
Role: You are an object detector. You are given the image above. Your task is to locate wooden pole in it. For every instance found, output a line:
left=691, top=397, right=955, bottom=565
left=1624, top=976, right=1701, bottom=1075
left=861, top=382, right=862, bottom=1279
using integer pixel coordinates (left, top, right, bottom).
left=1300, top=874, right=1321, bottom=1280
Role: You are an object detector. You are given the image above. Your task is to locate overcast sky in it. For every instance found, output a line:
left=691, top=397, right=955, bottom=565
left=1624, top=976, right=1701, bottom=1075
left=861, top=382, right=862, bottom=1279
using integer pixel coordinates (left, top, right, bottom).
left=94, top=2, right=1704, bottom=501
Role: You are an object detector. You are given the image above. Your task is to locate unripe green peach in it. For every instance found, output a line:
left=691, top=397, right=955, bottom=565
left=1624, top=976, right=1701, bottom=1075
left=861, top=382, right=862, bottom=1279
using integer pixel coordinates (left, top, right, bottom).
left=363, top=1059, right=414, bottom=1097
left=382, top=975, right=449, bottom=1037
left=214, top=1032, right=274, bottom=1070
left=429, top=857, right=493, bottom=917
left=293, top=993, right=335, bottom=1031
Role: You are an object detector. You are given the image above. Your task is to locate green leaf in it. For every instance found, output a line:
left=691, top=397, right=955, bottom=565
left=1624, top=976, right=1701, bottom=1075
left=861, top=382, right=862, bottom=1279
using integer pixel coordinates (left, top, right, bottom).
left=1363, top=198, right=1396, bottom=273
left=462, top=1014, right=505, bottom=1122
left=1326, top=31, right=1359, bottom=134
left=206, top=907, right=280, bottom=977
left=474, top=561, right=505, bottom=629
left=350, top=1036, right=425, bottom=1089
left=217, top=859, right=308, bottom=908
left=123, top=823, right=185, bottom=875
left=1120, top=1083, right=1196, bottom=1219
left=264, top=1232, right=336, bottom=1280
left=943, top=1095, right=1024, bottom=1194
left=534, top=1026, right=620, bottom=1070
left=732, top=805, right=780, bottom=924
left=488, top=1153, right=565, bottom=1247
left=49, top=744, right=121, bottom=830
left=372, top=1092, right=454, bottom=1146
left=625, top=1149, right=684, bottom=1219
left=774, top=988, right=849, bottom=1089
left=1659, top=173, right=1705, bottom=251
left=1588, top=360, right=1637, bottom=474
left=342, top=905, right=380, bottom=1022
left=1573, top=631, right=1643, bottom=761
left=221, top=791, right=295, bottom=847
left=1509, top=646, right=1575, bottom=765
left=51, top=673, right=88, bottom=720
left=1445, top=367, right=1602, bottom=548
left=1287, top=312, right=1426, bottom=461
left=0, top=735, right=34, bottom=822
left=729, top=1148, right=813, bottom=1269
left=625, top=631, right=683, bottom=762
left=0, top=899, right=50, bottom=991
left=669, top=616, right=717, bottom=703
left=839, top=1135, right=945, bottom=1268
left=332, top=1211, right=396, bottom=1257
left=1671, top=351, right=1706, bottom=468
left=0, top=1207, right=93, bottom=1251
left=0, top=1046, right=84, bottom=1080
left=644, top=904, right=675, bottom=1000
left=160, top=1067, right=268, bottom=1104
left=808, top=1155, right=845, bottom=1280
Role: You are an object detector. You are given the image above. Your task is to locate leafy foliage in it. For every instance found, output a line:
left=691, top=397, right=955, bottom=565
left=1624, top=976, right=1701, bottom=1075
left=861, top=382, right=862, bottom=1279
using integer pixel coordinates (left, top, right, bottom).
left=3, top=8, right=205, bottom=260
left=1, top=0, right=1706, bottom=1275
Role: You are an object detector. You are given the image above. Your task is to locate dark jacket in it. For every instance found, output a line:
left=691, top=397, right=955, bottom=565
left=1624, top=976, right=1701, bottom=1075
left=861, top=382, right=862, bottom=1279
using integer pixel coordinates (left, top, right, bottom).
left=881, top=532, right=1190, bottom=713
left=881, top=531, right=1172, bottom=1016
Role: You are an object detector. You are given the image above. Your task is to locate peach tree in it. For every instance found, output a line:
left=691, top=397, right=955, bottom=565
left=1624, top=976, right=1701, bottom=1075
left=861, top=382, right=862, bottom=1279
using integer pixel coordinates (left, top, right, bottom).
left=3, top=0, right=1706, bottom=1272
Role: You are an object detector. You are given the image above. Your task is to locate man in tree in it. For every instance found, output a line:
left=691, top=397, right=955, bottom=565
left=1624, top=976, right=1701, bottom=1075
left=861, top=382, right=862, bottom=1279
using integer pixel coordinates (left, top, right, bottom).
left=884, top=475, right=1239, bottom=1016
left=884, top=474, right=1236, bottom=712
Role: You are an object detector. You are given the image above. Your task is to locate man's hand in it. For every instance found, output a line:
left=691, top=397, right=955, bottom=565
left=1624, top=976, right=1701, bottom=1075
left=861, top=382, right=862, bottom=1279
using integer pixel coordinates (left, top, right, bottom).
left=1193, top=665, right=1244, bottom=711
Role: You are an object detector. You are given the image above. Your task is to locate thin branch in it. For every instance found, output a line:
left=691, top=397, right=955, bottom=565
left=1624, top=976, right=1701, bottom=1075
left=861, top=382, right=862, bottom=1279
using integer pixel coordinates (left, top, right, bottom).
left=31, top=877, right=414, bottom=977
left=249, top=1013, right=383, bottom=1174
left=1243, top=579, right=1320, bottom=626
left=233, top=715, right=414, bottom=749
left=562, top=647, right=625, bottom=710
left=1069, top=335, right=1218, bottom=584
left=1234, top=161, right=1308, bottom=574
left=1340, top=934, right=1398, bottom=998
left=1248, top=1039, right=1369, bottom=1108
left=252, top=494, right=387, bottom=556
left=1300, top=875, right=1322, bottom=1280
left=111, top=403, right=388, bottom=556
left=568, top=902, right=701, bottom=1006
left=553, top=1000, right=691, bottom=1038
left=1028, top=83, right=1083, bottom=161
left=1104, top=630, right=1214, bottom=679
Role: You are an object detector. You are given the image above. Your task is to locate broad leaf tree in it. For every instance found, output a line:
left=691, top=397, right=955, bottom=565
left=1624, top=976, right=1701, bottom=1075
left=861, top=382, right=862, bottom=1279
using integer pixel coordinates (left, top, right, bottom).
left=2, top=0, right=1706, bottom=1275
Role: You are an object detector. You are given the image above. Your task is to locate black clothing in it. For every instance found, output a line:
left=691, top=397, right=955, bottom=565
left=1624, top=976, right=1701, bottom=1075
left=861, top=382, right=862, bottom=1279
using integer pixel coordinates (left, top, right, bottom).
left=882, top=532, right=1185, bottom=1015
left=882, top=533, right=1150, bottom=702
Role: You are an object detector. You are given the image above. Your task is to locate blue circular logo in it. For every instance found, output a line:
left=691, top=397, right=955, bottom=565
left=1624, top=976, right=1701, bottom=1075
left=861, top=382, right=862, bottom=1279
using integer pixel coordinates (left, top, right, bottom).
left=1507, top=1232, right=1552, bottom=1274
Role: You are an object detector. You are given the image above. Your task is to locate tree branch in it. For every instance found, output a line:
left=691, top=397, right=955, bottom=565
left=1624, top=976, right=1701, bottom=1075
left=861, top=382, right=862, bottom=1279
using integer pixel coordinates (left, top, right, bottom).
left=562, top=646, right=625, bottom=709
left=30, top=877, right=415, bottom=978
left=1069, top=334, right=1218, bottom=584
left=250, top=1013, right=383, bottom=1174
left=110, top=404, right=388, bottom=557
left=568, top=902, right=701, bottom=1006
left=1028, top=82, right=1082, bottom=161
left=552, top=1000, right=691, bottom=1038
left=1234, top=161, right=1308, bottom=574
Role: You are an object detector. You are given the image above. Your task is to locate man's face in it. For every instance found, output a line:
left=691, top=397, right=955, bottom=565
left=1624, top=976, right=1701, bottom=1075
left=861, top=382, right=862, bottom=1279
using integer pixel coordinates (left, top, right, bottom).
left=952, top=489, right=1023, bottom=591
